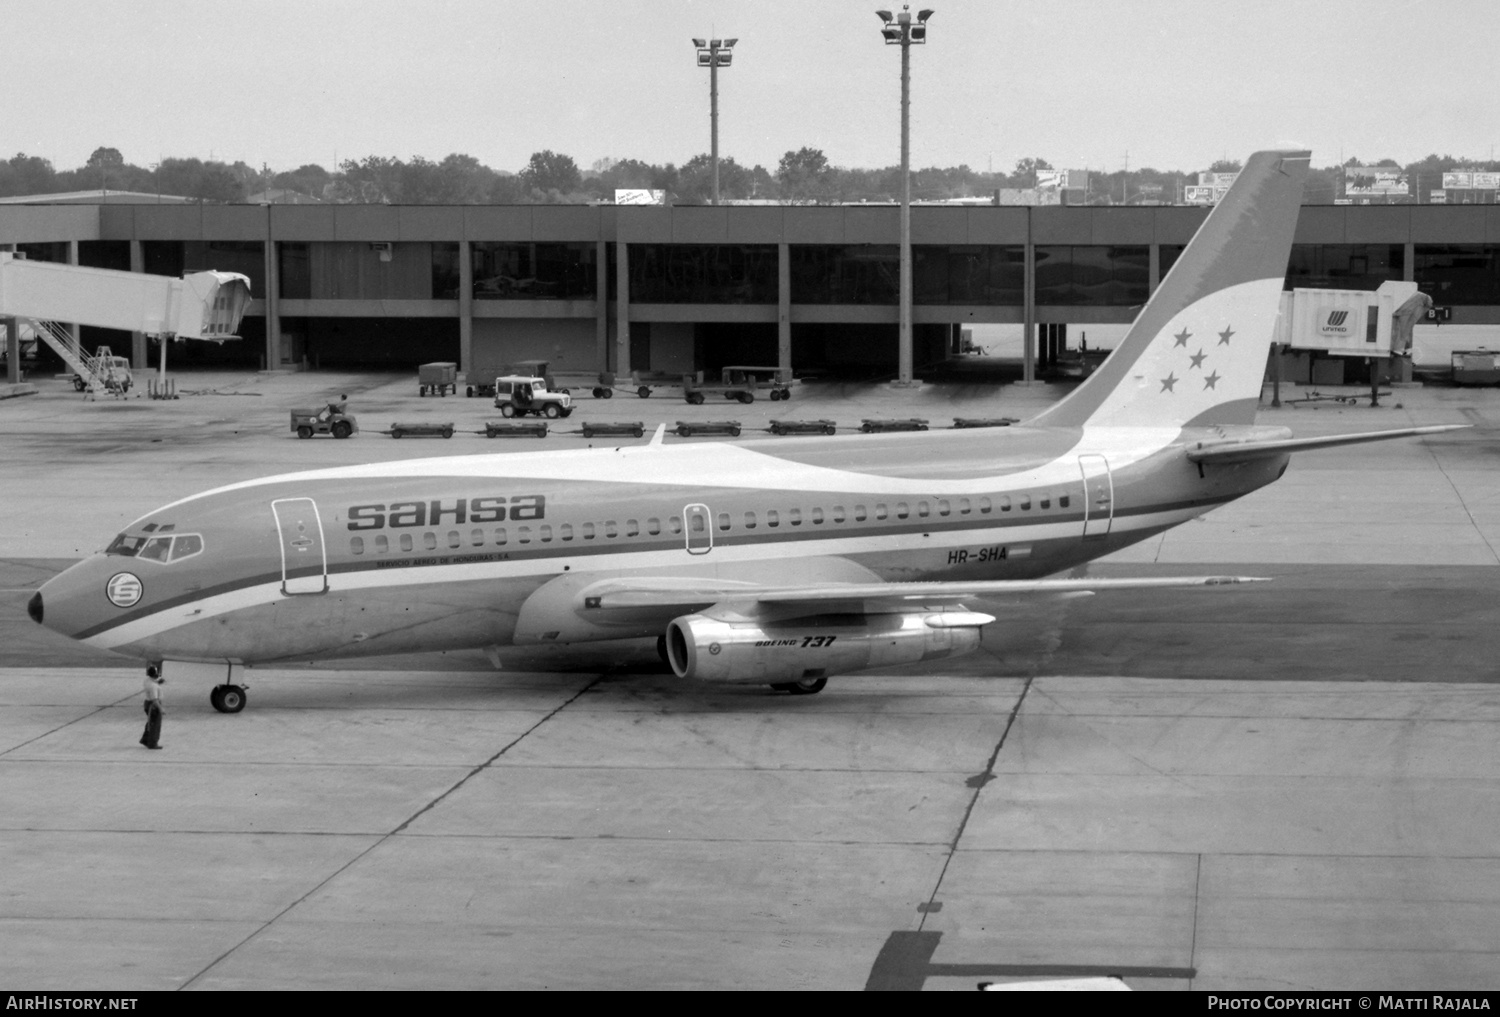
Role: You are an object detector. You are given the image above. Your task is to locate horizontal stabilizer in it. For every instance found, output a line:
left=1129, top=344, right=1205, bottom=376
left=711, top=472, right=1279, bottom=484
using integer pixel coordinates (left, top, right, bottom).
left=1186, top=424, right=1468, bottom=464
left=588, top=574, right=1268, bottom=612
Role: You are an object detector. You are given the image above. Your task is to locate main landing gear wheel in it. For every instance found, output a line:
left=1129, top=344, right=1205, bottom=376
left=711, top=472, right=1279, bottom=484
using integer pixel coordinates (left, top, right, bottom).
left=771, top=676, right=827, bottom=695
left=210, top=684, right=247, bottom=713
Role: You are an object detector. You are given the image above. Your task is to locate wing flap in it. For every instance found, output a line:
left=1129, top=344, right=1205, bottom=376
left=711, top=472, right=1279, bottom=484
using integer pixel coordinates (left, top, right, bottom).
left=1186, top=424, right=1468, bottom=464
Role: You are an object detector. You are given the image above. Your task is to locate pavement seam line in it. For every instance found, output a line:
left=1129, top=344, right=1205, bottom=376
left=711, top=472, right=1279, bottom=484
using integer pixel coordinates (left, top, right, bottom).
left=178, top=674, right=604, bottom=990
left=1425, top=434, right=1500, bottom=565
left=0, top=693, right=140, bottom=759
left=1188, top=852, right=1202, bottom=991
left=916, top=674, right=1034, bottom=933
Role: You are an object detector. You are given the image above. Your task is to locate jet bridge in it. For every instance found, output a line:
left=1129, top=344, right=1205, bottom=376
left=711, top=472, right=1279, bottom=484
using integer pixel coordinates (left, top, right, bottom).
left=0, top=253, right=252, bottom=395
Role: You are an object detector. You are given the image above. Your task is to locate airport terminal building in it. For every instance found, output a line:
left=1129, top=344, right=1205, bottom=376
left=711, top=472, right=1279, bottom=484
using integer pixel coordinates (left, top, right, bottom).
left=1, top=201, right=1498, bottom=380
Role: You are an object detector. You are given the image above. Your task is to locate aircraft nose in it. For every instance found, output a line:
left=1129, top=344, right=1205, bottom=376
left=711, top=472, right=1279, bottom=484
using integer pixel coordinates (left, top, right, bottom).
left=27, top=591, right=43, bottom=625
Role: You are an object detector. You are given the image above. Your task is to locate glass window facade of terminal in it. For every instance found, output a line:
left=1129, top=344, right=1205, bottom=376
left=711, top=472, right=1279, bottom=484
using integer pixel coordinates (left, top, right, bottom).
left=142, top=241, right=266, bottom=293
left=629, top=244, right=777, bottom=304
left=1035, top=246, right=1149, bottom=305
left=280, top=242, right=311, bottom=299
left=791, top=245, right=1023, bottom=305
left=1414, top=245, right=1500, bottom=305
left=472, top=242, right=596, bottom=300
left=792, top=245, right=898, bottom=303
left=1160, top=244, right=1185, bottom=279
left=1286, top=244, right=1404, bottom=292
left=279, top=242, right=449, bottom=301
left=16, top=242, right=69, bottom=263
left=432, top=242, right=460, bottom=299
left=914, top=246, right=1024, bottom=304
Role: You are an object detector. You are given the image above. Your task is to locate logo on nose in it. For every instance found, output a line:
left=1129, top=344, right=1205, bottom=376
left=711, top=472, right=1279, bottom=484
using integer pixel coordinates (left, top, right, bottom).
left=106, top=573, right=143, bottom=608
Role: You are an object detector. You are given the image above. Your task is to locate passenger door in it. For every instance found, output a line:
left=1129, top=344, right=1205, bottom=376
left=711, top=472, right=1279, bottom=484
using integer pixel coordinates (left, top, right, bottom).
left=271, top=497, right=329, bottom=594
left=683, top=503, right=713, bottom=555
left=1079, top=454, right=1114, bottom=538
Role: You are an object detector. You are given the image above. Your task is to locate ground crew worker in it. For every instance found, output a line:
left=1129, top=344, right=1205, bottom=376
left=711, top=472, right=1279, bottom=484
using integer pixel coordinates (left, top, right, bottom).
left=317, top=394, right=348, bottom=422
left=140, top=667, right=164, bottom=749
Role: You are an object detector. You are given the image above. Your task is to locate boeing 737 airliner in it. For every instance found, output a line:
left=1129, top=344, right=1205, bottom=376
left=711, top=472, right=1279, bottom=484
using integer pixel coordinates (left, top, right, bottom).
left=28, top=149, right=1462, bottom=710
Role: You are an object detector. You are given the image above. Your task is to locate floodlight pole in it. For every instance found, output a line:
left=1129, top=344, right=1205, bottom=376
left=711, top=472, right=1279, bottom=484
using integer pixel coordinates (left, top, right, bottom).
left=880, top=6, right=931, bottom=386
left=694, top=38, right=736, bottom=206
left=899, top=31, right=912, bottom=385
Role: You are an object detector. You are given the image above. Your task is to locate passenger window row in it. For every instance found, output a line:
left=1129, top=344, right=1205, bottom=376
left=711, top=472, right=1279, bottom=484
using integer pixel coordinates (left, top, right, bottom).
left=349, top=515, right=680, bottom=556
left=346, top=489, right=1075, bottom=556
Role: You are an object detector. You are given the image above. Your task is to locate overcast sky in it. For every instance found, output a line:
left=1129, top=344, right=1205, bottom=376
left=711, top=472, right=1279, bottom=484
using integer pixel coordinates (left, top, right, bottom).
left=9, top=0, right=1498, bottom=176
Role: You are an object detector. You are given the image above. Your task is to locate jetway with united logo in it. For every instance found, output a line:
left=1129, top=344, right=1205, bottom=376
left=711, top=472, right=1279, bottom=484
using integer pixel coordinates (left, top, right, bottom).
left=1273, top=280, right=1433, bottom=363
left=1274, top=281, right=1424, bottom=358
left=1268, top=281, right=1431, bottom=407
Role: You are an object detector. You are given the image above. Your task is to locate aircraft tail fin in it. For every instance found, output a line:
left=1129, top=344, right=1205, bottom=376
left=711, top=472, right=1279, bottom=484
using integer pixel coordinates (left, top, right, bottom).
left=1029, top=149, right=1311, bottom=430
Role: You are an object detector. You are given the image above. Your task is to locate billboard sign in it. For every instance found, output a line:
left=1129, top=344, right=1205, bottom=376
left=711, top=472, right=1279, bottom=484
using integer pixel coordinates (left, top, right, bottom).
left=1184, top=185, right=1231, bottom=205
left=614, top=189, right=665, bottom=205
left=1035, top=169, right=1088, bottom=191
left=1443, top=171, right=1500, bottom=190
left=1345, top=166, right=1409, bottom=196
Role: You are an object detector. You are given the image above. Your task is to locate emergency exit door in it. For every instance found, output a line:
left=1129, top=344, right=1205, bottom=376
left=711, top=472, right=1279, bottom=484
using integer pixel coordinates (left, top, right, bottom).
left=272, top=497, right=328, bottom=594
left=683, top=503, right=713, bottom=555
left=1079, top=455, right=1114, bottom=538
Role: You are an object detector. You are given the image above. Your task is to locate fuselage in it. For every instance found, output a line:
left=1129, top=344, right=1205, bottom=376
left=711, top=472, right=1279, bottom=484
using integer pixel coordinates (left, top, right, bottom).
left=32, top=422, right=1291, bottom=666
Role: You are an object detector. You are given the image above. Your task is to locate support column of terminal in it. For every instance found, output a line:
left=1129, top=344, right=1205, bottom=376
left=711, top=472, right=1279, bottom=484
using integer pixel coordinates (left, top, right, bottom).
left=3, top=317, right=17, bottom=384
left=1148, top=243, right=1161, bottom=294
left=262, top=210, right=280, bottom=371
left=595, top=240, right=609, bottom=374
left=458, top=240, right=473, bottom=380
left=615, top=241, right=630, bottom=377
left=777, top=242, right=791, bottom=378
left=67, top=242, right=82, bottom=369
left=1022, top=208, right=1035, bottom=384
left=129, top=241, right=147, bottom=371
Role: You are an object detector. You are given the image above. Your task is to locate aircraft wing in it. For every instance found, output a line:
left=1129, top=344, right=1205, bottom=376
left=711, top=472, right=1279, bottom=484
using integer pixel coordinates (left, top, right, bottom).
left=584, top=574, right=1267, bottom=613
left=1186, top=424, right=1468, bottom=464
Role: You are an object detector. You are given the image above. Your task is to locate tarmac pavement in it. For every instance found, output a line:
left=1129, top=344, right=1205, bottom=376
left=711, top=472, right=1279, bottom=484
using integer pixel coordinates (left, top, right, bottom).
left=2, top=368, right=1499, bottom=989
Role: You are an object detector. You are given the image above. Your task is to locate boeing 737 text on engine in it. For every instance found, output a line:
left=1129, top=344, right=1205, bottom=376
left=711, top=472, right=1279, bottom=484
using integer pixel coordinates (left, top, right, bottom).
left=28, top=149, right=1463, bottom=710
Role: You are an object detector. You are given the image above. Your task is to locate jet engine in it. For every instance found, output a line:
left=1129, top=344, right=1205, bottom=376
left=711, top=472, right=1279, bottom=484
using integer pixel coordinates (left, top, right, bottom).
left=665, top=609, right=994, bottom=684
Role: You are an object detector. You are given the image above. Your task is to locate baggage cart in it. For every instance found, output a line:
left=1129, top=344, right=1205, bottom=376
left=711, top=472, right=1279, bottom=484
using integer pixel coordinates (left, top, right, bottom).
left=674, top=420, right=742, bottom=437
left=384, top=422, right=454, bottom=439
left=768, top=419, right=837, bottom=435
left=580, top=421, right=645, bottom=439
left=418, top=362, right=458, bottom=397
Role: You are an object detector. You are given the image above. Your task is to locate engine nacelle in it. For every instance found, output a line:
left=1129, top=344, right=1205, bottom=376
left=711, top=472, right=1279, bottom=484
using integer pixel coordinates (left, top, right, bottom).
left=665, top=610, right=994, bottom=684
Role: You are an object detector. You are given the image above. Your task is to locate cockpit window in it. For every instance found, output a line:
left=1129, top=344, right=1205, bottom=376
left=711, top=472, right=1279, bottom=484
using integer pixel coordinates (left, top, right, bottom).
left=169, top=534, right=203, bottom=561
left=105, top=531, right=204, bottom=564
left=105, top=534, right=145, bottom=557
left=138, top=537, right=174, bottom=563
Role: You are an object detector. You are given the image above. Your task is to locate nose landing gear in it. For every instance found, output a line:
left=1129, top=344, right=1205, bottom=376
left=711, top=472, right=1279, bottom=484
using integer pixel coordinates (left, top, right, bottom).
left=209, top=684, right=248, bottom=714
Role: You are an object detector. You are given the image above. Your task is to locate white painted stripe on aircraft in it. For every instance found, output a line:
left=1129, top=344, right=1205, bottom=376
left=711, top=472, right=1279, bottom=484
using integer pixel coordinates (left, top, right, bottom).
left=86, top=502, right=1206, bottom=651
left=135, top=426, right=1185, bottom=522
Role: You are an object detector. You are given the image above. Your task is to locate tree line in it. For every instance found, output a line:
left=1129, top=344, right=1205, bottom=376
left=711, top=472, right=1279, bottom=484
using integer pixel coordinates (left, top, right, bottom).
left=1, top=146, right=1497, bottom=205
